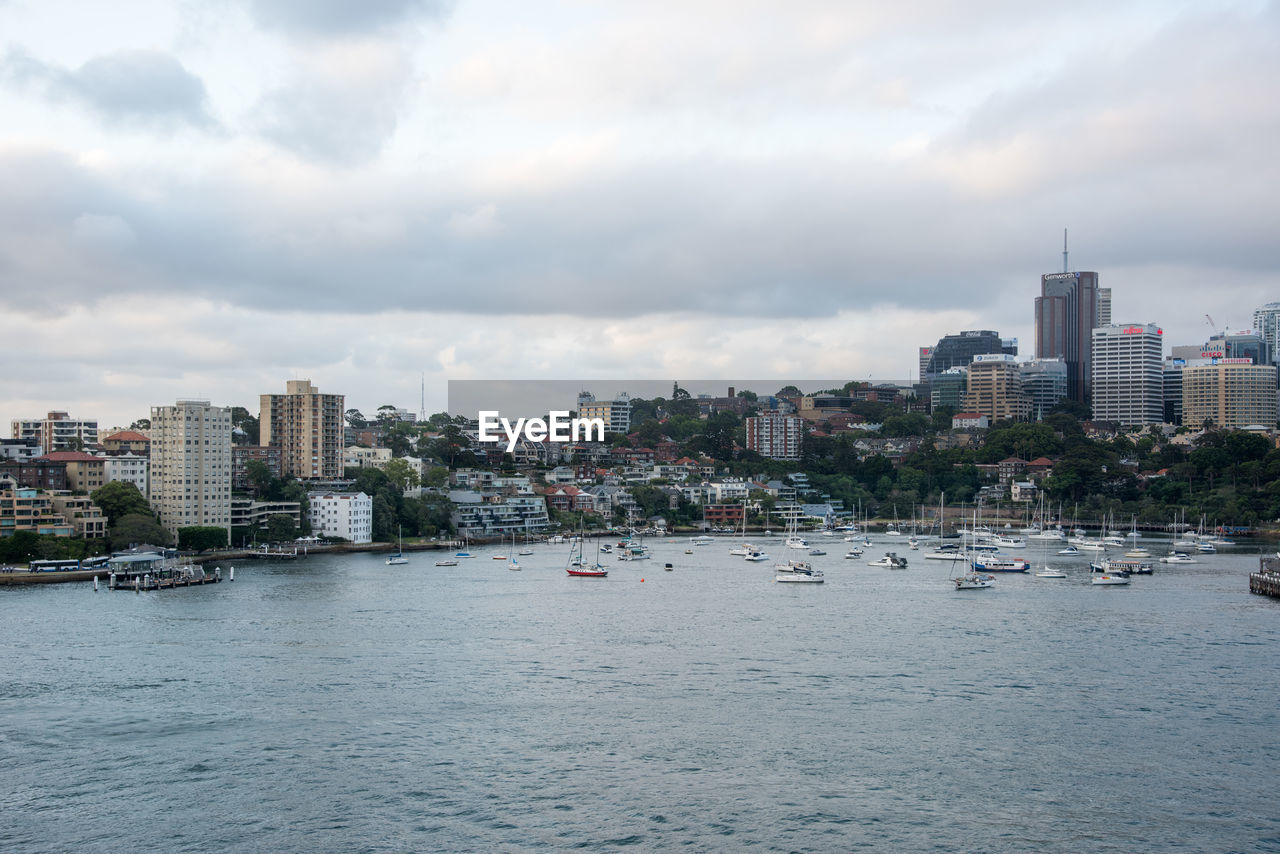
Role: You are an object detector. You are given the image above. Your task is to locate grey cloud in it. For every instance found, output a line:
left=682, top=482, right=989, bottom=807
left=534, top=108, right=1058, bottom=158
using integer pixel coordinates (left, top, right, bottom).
left=246, top=0, right=452, bottom=38
left=253, top=77, right=404, bottom=165
left=1, top=48, right=216, bottom=130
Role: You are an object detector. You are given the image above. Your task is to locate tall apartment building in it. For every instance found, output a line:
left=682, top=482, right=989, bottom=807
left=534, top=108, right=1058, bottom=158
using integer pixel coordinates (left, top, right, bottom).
left=1019, top=359, right=1069, bottom=420
left=962, top=355, right=1031, bottom=422
left=1035, top=270, right=1100, bottom=403
left=745, top=415, right=803, bottom=460
left=259, top=380, right=345, bottom=480
left=1097, top=288, right=1112, bottom=326
left=1091, top=324, right=1164, bottom=425
left=1181, top=362, right=1279, bottom=429
left=150, top=400, right=233, bottom=536
left=576, top=391, right=632, bottom=435
left=11, top=411, right=98, bottom=452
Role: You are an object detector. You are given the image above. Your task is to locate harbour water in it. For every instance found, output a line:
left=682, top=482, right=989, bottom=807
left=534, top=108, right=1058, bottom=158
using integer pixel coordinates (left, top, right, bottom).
left=4, top=538, right=1280, bottom=852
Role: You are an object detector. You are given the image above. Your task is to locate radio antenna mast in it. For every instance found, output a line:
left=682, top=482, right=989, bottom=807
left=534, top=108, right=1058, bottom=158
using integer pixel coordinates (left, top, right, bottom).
left=1062, top=228, right=1069, bottom=273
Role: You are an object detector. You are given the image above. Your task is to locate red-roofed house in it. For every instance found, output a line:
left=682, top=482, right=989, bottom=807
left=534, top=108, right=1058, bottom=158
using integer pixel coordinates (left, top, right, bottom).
left=952, top=412, right=990, bottom=430
left=100, top=430, right=151, bottom=455
left=1025, top=457, right=1055, bottom=480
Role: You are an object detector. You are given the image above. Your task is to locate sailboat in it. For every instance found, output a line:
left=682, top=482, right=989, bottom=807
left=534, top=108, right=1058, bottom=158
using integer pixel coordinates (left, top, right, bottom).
left=1034, top=534, right=1065, bottom=577
left=507, top=532, right=521, bottom=570
left=775, top=516, right=823, bottom=583
left=566, top=528, right=607, bottom=577
left=386, top=526, right=409, bottom=565
left=729, top=500, right=753, bottom=555
left=953, top=508, right=995, bottom=590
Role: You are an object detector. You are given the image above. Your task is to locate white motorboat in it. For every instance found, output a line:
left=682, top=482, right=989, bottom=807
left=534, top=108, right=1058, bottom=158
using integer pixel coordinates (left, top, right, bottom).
left=690, top=535, right=715, bottom=546
left=808, top=548, right=827, bottom=556
left=1057, top=546, right=1081, bottom=556
left=954, top=572, right=995, bottom=589
left=844, top=547, right=864, bottom=559
left=1092, top=573, right=1131, bottom=586
left=744, top=548, right=769, bottom=562
left=1159, top=553, right=1195, bottom=564
left=434, top=559, right=458, bottom=566
left=868, top=552, right=908, bottom=569
left=1035, top=568, right=1067, bottom=578
left=776, top=563, right=824, bottom=583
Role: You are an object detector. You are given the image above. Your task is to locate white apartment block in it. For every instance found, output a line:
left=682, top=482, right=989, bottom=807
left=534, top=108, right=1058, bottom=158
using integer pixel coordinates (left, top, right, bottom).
left=1091, top=324, right=1165, bottom=426
left=576, top=391, right=632, bottom=435
left=745, top=415, right=803, bottom=460
left=103, top=453, right=150, bottom=497
left=150, top=400, right=233, bottom=536
left=11, top=411, right=98, bottom=452
left=308, top=492, right=373, bottom=543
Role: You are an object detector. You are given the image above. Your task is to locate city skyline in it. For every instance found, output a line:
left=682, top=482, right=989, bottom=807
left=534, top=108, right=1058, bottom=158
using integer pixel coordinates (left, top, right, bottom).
left=2, top=1, right=1277, bottom=429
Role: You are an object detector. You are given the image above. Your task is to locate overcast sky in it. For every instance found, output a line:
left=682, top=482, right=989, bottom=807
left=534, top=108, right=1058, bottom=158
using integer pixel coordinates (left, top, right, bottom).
left=2, top=0, right=1277, bottom=430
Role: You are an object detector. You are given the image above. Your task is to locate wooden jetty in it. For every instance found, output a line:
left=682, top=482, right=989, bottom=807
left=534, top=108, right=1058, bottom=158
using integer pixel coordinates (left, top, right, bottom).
left=1250, top=555, right=1280, bottom=599
left=109, top=567, right=222, bottom=591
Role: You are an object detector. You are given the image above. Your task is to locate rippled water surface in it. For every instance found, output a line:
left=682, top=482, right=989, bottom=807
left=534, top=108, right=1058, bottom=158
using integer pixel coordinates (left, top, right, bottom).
left=4, top=539, right=1280, bottom=852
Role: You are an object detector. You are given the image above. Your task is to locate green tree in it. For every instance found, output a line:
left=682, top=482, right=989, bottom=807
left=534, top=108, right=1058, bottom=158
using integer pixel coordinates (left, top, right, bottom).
left=345, top=408, right=368, bottom=429
left=245, top=460, right=274, bottom=498
left=0, top=530, right=42, bottom=564
left=129, top=418, right=151, bottom=431
left=111, top=513, right=171, bottom=550
left=383, top=458, right=421, bottom=492
left=265, top=514, right=298, bottom=542
left=230, top=406, right=259, bottom=445
left=178, top=526, right=229, bottom=552
left=90, top=481, right=151, bottom=526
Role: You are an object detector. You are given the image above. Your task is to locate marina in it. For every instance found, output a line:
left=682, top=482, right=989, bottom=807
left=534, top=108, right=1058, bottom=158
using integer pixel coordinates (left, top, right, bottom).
left=3, top=534, right=1280, bottom=852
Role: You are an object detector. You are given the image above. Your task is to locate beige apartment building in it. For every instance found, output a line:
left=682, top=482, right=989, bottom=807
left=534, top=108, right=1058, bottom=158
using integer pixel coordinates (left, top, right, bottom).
left=150, top=400, right=233, bottom=536
left=963, top=355, right=1031, bottom=423
left=1181, top=362, right=1279, bottom=429
left=35, top=451, right=106, bottom=492
left=260, top=380, right=345, bottom=480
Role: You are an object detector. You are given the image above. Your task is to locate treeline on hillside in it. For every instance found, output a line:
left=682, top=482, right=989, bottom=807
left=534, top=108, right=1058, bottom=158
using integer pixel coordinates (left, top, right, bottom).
left=623, top=402, right=1280, bottom=527
left=345, top=468, right=453, bottom=542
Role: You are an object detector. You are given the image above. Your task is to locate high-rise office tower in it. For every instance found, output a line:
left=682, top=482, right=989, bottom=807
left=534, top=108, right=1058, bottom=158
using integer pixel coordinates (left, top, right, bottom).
left=1252, top=302, right=1280, bottom=364
left=1036, top=271, right=1100, bottom=404
left=1091, top=324, right=1164, bottom=425
left=923, top=331, right=1016, bottom=381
